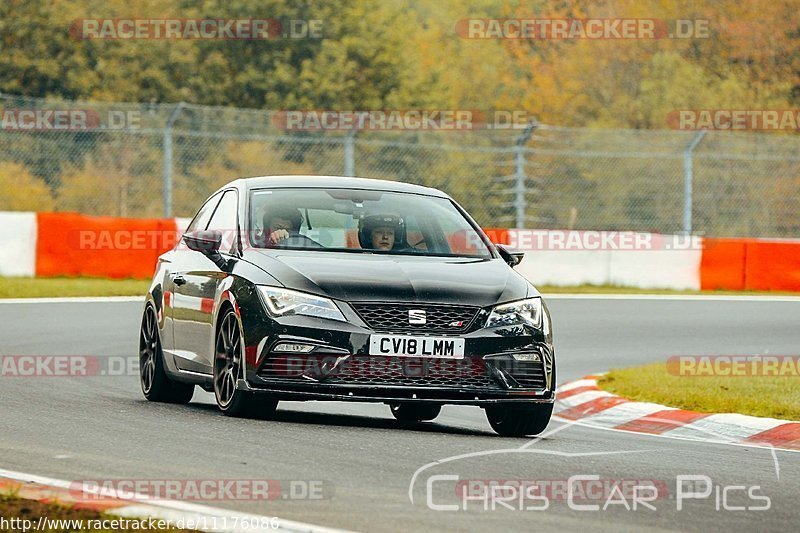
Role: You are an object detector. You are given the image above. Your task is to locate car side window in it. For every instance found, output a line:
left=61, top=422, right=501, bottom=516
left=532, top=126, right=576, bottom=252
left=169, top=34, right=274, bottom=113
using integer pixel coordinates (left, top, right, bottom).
left=205, top=190, right=239, bottom=255
left=185, top=192, right=222, bottom=235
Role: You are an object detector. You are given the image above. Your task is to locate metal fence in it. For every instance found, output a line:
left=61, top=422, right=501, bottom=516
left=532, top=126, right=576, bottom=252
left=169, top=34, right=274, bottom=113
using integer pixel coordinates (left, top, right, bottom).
left=1, top=93, right=799, bottom=237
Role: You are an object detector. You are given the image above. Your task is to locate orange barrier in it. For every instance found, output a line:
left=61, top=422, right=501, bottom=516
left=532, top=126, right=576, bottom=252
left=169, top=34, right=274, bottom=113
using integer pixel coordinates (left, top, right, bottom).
left=35, top=212, right=179, bottom=279
left=701, top=238, right=800, bottom=291
left=700, top=238, right=747, bottom=290
left=744, top=240, right=800, bottom=291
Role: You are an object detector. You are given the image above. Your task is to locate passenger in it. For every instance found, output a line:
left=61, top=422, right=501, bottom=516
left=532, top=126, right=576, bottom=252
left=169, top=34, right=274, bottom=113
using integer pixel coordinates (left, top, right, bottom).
left=358, top=214, right=408, bottom=251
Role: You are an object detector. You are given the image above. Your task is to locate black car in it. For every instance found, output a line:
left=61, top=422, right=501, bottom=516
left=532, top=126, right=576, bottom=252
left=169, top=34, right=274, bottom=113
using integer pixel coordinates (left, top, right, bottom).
left=140, top=176, right=555, bottom=436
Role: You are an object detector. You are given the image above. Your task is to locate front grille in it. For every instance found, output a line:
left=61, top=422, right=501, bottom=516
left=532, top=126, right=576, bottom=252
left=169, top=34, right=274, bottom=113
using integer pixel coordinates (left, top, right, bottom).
left=352, top=303, right=480, bottom=333
left=260, top=355, right=499, bottom=390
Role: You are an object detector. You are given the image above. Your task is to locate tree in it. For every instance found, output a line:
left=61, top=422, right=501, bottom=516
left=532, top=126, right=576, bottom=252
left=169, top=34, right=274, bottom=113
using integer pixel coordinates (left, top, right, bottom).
left=57, top=138, right=161, bottom=217
left=173, top=139, right=315, bottom=217
left=0, top=161, right=55, bottom=211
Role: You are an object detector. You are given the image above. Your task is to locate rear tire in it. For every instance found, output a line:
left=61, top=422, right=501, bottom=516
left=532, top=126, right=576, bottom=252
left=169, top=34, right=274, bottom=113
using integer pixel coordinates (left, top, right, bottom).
left=390, top=403, right=442, bottom=422
left=214, top=309, right=279, bottom=419
left=485, top=403, right=553, bottom=437
left=139, top=304, right=194, bottom=404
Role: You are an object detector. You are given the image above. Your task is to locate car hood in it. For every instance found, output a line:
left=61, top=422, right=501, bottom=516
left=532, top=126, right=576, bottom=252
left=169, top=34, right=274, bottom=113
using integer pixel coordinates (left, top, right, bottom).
left=244, top=249, right=533, bottom=306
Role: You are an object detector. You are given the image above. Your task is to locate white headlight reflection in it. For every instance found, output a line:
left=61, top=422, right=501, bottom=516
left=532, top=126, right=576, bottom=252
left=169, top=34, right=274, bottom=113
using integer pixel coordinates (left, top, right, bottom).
left=485, top=297, right=543, bottom=329
left=257, top=286, right=346, bottom=322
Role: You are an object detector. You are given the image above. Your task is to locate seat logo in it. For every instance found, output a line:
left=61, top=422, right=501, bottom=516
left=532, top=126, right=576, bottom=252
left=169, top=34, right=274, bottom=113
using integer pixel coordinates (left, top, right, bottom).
left=408, top=309, right=427, bottom=325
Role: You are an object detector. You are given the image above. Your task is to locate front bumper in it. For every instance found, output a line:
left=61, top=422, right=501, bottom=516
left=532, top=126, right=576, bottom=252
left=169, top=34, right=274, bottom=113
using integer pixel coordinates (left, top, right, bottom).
left=240, top=302, right=556, bottom=406
left=237, top=378, right=554, bottom=405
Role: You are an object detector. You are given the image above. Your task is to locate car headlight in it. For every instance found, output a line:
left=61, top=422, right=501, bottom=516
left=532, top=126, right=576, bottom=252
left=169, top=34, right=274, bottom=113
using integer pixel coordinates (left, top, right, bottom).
left=257, top=286, right=346, bottom=322
left=486, top=297, right=542, bottom=329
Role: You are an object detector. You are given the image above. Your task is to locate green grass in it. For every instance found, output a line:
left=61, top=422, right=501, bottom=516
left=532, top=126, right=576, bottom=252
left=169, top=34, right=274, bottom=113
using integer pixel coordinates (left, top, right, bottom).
left=0, top=495, right=197, bottom=532
left=598, top=362, right=800, bottom=421
left=0, top=278, right=797, bottom=299
left=0, top=277, right=149, bottom=298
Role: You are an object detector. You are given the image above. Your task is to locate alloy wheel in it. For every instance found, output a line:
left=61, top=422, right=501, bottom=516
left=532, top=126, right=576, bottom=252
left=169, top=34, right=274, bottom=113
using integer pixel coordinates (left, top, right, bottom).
left=139, top=305, right=159, bottom=395
left=214, top=311, right=242, bottom=408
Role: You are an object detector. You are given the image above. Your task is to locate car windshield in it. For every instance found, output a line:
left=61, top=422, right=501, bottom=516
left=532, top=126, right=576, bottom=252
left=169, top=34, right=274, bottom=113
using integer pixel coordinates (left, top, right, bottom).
left=249, top=188, right=492, bottom=258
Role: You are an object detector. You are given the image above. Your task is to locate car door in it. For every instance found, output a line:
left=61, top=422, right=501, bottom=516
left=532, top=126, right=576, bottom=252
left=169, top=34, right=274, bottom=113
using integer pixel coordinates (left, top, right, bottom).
left=170, top=190, right=240, bottom=374
left=161, top=191, right=220, bottom=362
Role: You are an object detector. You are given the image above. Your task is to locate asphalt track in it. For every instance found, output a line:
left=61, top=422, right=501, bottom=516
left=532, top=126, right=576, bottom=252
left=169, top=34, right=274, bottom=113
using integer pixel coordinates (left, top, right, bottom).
left=1, top=296, right=799, bottom=532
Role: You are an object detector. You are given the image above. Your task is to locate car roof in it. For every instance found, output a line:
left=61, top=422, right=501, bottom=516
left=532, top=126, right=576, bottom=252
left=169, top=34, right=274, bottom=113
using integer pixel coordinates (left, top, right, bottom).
left=225, top=175, right=450, bottom=198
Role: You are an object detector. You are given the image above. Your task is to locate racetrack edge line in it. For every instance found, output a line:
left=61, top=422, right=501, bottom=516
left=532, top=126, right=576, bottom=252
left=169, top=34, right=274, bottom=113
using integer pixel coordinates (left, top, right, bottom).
left=0, top=467, right=352, bottom=533
left=0, top=296, right=144, bottom=304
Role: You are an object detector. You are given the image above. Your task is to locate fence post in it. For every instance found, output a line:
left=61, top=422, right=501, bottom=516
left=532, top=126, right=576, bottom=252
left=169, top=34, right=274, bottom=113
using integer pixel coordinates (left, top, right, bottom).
left=343, top=113, right=368, bottom=177
left=682, top=130, right=707, bottom=234
left=344, top=130, right=356, bottom=177
left=162, top=102, right=186, bottom=218
left=514, top=122, right=538, bottom=229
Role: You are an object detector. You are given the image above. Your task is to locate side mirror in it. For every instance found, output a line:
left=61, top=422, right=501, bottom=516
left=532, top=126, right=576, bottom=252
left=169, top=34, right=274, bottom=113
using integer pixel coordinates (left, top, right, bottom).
left=496, top=244, right=524, bottom=268
left=184, top=230, right=222, bottom=254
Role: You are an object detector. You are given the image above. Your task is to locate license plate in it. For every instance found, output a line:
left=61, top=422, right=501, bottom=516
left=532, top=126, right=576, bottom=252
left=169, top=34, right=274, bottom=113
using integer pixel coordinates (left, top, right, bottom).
left=369, top=334, right=465, bottom=359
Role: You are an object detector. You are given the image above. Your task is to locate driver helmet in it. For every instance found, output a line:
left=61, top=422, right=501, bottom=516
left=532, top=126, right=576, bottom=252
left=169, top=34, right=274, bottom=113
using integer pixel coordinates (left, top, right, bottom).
left=358, top=213, right=406, bottom=250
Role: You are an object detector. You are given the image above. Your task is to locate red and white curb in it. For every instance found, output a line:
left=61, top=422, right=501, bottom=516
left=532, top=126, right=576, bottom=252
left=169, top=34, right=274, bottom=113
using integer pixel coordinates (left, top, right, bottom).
left=0, top=468, right=350, bottom=533
left=554, top=375, right=800, bottom=452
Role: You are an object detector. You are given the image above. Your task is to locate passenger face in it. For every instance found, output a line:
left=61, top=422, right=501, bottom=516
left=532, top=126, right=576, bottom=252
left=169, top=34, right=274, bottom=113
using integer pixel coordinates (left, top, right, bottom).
left=371, top=227, right=395, bottom=250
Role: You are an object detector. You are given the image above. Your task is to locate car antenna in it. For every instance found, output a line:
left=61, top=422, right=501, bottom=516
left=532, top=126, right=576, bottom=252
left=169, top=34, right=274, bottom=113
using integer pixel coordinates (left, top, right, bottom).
left=305, top=208, right=312, bottom=230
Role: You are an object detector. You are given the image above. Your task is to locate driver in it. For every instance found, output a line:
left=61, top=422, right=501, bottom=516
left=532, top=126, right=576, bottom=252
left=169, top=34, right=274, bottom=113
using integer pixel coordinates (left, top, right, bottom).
left=358, top=214, right=408, bottom=251
left=262, top=207, right=303, bottom=246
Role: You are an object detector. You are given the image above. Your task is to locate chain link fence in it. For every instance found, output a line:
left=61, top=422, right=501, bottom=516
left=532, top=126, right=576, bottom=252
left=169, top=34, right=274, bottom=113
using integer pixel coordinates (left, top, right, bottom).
left=1, top=93, right=799, bottom=237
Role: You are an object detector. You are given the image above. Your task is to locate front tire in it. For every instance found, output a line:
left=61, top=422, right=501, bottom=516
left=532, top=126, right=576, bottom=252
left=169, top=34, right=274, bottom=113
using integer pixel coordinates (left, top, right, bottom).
left=214, top=309, right=278, bottom=419
left=485, top=403, right=553, bottom=437
left=139, top=304, right=194, bottom=404
left=390, top=403, right=442, bottom=422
